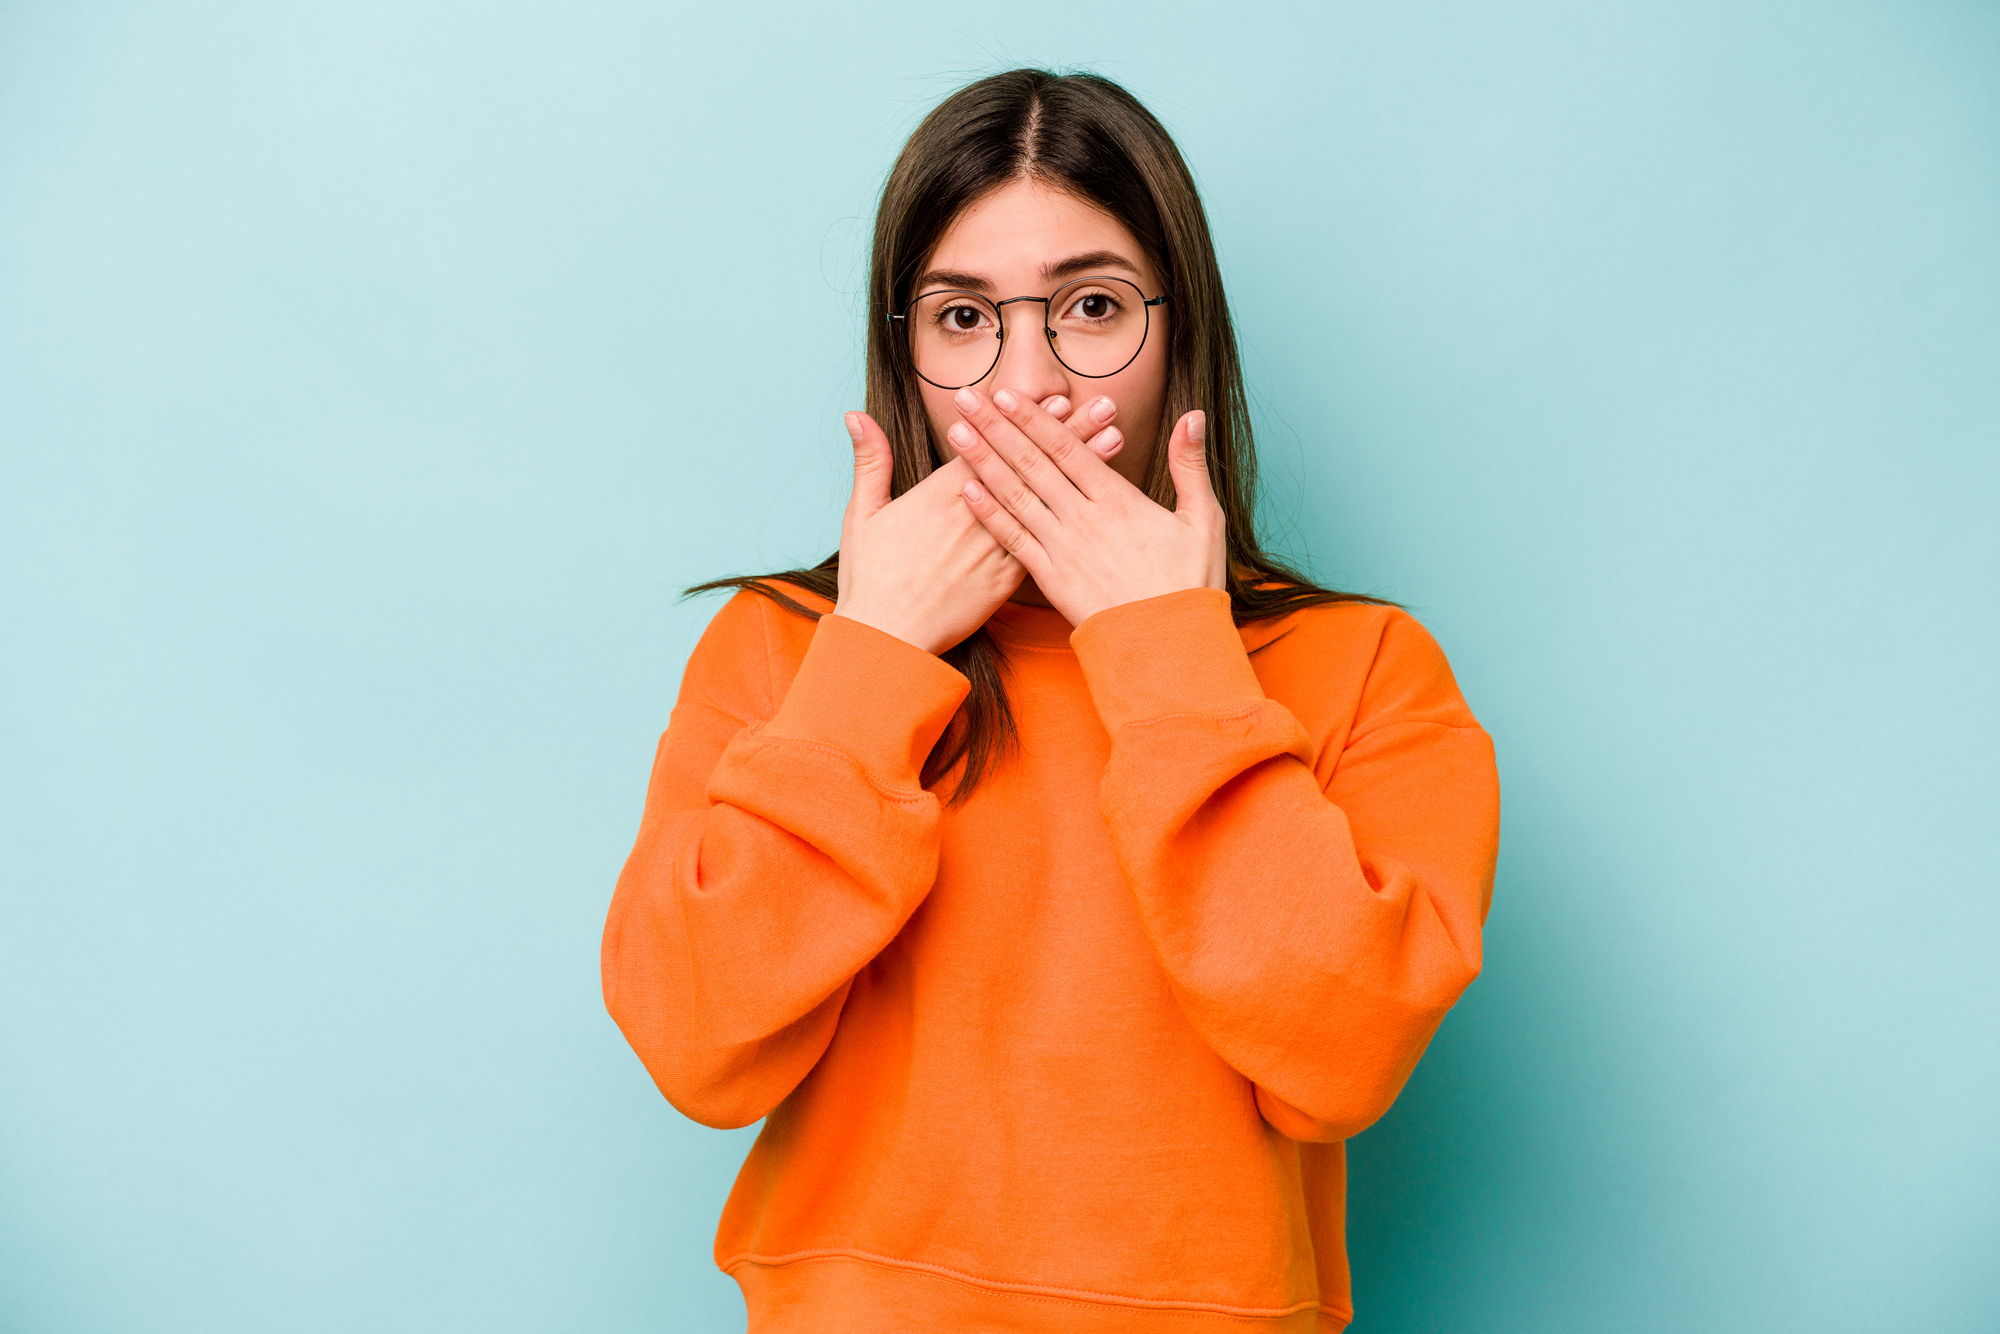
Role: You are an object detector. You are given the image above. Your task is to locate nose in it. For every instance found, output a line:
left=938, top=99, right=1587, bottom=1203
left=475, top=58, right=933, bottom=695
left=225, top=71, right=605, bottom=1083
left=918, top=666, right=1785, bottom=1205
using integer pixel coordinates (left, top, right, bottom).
left=982, top=302, right=1070, bottom=405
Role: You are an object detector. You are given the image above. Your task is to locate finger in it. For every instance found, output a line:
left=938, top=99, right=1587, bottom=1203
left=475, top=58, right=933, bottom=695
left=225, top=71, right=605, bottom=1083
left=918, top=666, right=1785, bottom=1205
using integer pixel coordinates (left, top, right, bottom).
left=1041, top=393, right=1122, bottom=458
left=1168, top=409, right=1219, bottom=519
left=953, top=387, right=1084, bottom=515
left=1072, top=397, right=1128, bottom=463
left=946, top=418, right=1060, bottom=538
left=1049, top=396, right=1123, bottom=457
left=990, top=388, right=1123, bottom=501
left=844, top=410, right=893, bottom=518
left=960, top=477, right=1050, bottom=578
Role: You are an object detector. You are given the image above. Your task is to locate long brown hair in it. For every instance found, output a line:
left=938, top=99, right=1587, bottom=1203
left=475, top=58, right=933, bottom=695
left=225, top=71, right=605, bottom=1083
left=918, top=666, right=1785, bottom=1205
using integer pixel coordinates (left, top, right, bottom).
left=690, top=68, right=1388, bottom=803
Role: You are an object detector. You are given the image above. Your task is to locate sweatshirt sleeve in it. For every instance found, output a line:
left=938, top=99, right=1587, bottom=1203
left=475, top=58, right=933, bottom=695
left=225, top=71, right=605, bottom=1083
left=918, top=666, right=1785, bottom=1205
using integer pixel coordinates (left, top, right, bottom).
left=601, top=590, right=971, bottom=1130
left=1070, top=587, right=1499, bottom=1143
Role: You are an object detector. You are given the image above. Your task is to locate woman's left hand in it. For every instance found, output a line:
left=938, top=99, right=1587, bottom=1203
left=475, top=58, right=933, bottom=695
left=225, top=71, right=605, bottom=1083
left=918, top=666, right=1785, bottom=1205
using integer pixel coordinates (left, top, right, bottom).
left=948, top=388, right=1227, bottom=626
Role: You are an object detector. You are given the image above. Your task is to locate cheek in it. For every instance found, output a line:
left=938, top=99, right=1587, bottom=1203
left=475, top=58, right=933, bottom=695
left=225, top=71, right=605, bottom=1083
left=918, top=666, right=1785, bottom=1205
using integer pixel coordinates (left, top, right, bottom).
left=1096, top=342, right=1168, bottom=484
left=919, top=386, right=958, bottom=461
left=1105, top=342, right=1168, bottom=433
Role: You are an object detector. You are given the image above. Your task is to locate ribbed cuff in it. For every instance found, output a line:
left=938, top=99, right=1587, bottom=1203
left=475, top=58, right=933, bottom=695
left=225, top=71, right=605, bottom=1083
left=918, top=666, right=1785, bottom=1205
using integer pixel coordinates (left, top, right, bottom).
left=760, top=614, right=971, bottom=793
left=1069, top=587, right=1266, bottom=731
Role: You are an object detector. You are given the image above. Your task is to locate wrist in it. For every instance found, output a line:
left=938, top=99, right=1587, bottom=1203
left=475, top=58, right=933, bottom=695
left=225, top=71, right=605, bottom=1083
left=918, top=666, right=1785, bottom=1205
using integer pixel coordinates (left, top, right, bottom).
left=1068, top=573, right=1220, bottom=627
left=830, top=602, right=944, bottom=656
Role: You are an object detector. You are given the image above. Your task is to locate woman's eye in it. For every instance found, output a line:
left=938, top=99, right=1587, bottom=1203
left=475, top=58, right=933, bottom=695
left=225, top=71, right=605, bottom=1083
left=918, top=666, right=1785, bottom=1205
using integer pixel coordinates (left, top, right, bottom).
left=1065, top=292, right=1120, bottom=321
left=930, top=302, right=991, bottom=333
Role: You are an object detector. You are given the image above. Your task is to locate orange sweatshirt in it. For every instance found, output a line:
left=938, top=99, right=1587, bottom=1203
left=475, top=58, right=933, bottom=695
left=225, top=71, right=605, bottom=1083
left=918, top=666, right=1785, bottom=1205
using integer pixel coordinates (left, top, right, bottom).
left=603, top=583, right=1499, bottom=1332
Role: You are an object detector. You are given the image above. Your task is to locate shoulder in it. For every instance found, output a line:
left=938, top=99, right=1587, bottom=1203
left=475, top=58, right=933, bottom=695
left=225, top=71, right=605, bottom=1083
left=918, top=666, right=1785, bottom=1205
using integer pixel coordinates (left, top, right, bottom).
left=693, top=579, right=831, bottom=642
left=681, top=580, right=833, bottom=710
left=1243, top=595, right=1408, bottom=677
left=1245, top=597, right=1481, bottom=736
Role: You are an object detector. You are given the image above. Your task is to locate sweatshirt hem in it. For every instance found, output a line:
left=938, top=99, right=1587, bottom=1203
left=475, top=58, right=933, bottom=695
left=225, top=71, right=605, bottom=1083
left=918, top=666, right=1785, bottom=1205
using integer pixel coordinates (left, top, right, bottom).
left=723, top=1248, right=1349, bottom=1327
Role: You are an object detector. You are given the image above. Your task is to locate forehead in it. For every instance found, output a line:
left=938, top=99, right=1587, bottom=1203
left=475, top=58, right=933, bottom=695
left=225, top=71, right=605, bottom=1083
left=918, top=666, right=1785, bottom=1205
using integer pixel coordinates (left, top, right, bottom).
left=926, top=179, right=1153, bottom=285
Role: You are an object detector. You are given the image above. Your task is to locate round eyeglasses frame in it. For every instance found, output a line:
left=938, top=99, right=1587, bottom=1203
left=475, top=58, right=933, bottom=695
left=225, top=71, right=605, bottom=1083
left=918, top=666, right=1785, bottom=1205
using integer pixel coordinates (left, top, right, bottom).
left=888, top=276, right=1170, bottom=391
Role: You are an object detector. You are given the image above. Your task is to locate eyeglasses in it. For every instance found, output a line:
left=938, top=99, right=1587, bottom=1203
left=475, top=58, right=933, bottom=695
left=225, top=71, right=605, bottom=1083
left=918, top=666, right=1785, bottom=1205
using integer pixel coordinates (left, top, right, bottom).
left=889, top=276, right=1169, bottom=391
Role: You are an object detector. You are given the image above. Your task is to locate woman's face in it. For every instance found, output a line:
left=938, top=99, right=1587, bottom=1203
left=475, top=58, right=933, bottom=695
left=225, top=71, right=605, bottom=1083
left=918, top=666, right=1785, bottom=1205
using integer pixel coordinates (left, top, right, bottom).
left=914, top=178, right=1169, bottom=490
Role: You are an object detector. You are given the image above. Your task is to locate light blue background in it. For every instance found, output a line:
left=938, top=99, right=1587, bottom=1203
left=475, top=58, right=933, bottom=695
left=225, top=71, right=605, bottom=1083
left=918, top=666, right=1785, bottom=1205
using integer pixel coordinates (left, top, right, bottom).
left=3, top=2, right=1995, bottom=1329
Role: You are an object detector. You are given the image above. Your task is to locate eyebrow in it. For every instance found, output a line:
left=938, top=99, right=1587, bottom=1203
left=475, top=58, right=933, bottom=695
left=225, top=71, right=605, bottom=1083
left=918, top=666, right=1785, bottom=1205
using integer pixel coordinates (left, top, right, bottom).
left=910, top=250, right=1146, bottom=295
left=1042, top=250, right=1143, bottom=282
left=912, top=268, right=993, bottom=293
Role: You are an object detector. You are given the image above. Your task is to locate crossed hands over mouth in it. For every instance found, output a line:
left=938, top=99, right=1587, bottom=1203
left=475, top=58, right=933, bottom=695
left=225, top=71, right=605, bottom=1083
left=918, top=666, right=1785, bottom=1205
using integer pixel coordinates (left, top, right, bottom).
left=947, top=387, right=1226, bottom=628
left=834, top=391, right=1225, bottom=656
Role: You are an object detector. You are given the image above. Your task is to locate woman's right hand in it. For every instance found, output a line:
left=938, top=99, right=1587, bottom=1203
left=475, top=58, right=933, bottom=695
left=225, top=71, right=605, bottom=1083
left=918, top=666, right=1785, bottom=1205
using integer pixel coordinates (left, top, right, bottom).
left=833, top=399, right=1120, bottom=655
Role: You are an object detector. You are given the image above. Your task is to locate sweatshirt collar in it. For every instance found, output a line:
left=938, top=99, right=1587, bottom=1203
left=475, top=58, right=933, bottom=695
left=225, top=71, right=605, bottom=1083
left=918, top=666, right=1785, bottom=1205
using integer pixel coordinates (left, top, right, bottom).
left=982, top=598, right=1078, bottom=649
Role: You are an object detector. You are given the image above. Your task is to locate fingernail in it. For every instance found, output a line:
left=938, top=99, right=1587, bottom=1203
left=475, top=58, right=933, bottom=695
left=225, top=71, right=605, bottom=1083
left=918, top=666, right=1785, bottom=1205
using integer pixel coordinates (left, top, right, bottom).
left=963, top=481, right=985, bottom=502
left=1089, top=397, right=1116, bottom=423
left=993, top=388, right=1018, bottom=411
left=954, top=388, right=981, bottom=414
left=948, top=421, right=976, bottom=448
left=1045, top=396, right=1070, bottom=417
left=1190, top=410, right=1206, bottom=442
left=844, top=412, right=863, bottom=442
left=1095, top=427, right=1122, bottom=453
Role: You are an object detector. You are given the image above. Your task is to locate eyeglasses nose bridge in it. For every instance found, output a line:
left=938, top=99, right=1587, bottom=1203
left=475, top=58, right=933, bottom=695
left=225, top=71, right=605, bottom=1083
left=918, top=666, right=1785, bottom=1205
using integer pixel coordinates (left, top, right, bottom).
left=986, top=294, right=1054, bottom=348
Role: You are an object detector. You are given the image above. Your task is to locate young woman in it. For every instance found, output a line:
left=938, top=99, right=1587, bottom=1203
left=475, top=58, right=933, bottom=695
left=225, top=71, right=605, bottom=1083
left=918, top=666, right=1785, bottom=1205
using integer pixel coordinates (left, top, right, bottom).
left=603, top=69, right=1499, bottom=1333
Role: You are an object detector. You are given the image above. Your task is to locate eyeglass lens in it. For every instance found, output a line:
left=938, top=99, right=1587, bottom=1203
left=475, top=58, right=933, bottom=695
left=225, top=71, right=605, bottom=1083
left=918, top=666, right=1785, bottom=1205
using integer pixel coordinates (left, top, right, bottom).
left=904, top=276, right=1151, bottom=390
